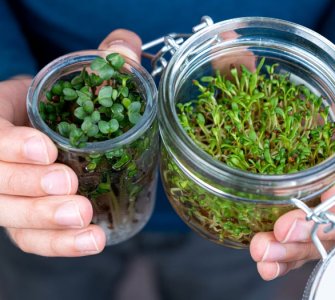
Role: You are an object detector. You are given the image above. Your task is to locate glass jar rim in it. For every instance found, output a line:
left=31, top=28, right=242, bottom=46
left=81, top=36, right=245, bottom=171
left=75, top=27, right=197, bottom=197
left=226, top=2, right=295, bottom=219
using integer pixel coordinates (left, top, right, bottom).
left=159, top=16, right=335, bottom=193
left=27, top=50, right=157, bottom=154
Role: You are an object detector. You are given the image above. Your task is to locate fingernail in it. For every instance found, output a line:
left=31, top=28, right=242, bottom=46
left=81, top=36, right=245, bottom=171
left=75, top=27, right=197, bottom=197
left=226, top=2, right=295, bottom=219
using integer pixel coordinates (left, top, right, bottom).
left=106, top=40, right=139, bottom=62
left=282, top=219, right=310, bottom=243
left=41, top=168, right=72, bottom=195
left=272, top=262, right=287, bottom=280
left=75, top=231, right=99, bottom=252
left=262, top=242, right=287, bottom=262
left=23, top=135, right=49, bottom=163
left=54, top=201, right=83, bottom=227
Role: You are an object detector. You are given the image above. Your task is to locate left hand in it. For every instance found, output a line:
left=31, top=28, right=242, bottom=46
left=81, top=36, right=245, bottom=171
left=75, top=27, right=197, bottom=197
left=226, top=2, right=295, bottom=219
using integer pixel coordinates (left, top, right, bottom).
left=250, top=186, right=335, bottom=280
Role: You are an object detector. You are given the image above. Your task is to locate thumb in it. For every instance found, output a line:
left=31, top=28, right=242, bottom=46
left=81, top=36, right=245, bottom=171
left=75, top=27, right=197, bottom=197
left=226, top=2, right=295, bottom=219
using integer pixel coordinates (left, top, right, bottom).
left=98, top=29, right=142, bottom=64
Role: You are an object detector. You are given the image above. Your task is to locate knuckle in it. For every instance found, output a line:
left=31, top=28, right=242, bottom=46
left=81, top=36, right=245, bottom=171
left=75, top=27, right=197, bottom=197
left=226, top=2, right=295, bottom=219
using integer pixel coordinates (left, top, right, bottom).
left=0, top=164, right=31, bottom=195
left=303, top=242, right=317, bottom=260
left=49, top=233, right=62, bottom=256
left=0, top=166, right=16, bottom=193
left=28, top=198, right=51, bottom=227
left=10, top=229, right=31, bottom=254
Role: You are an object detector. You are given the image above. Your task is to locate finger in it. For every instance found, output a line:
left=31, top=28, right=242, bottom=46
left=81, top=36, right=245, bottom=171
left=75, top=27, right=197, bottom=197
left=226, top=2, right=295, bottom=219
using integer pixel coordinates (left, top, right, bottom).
left=256, top=260, right=306, bottom=281
left=250, top=231, right=276, bottom=262
left=0, top=78, right=31, bottom=125
left=0, top=195, right=92, bottom=229
left=251, top=231, right=334, bottom=263
left=273, top=209, right=335, bottom=243
left=7, top=225, right=105, bottom=257
left=98, top=29, right=142, bottom=64
left=0, top=162, right=77, bottom=196
left=0, top=125, right=57, bottom=164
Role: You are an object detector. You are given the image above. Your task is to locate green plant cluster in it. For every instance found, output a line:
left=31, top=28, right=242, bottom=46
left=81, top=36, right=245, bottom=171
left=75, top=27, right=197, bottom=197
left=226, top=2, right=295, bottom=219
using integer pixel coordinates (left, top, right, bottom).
left=40, top=53, right=144, bottom=148
left=178, top=58, right=335, bottom=174
left=164, top=58, right=334, bottom=246
left=161, top=148, right=295, bottom=246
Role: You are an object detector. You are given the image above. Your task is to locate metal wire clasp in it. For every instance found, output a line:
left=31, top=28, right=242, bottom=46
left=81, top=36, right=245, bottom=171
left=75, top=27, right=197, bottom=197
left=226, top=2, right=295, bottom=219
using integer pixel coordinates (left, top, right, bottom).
left=292, top=195, right=335, bottom=260
left=141, top=16, right=214, bottom=77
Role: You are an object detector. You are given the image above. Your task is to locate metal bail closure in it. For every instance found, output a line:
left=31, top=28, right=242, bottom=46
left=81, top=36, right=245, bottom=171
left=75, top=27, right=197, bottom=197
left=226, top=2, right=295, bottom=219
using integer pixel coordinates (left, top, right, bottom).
left=141, top=16, right=214, bottom=77
left=291, top=195, right=335, bottom=260
left=292, top=196, right=335, bottom=299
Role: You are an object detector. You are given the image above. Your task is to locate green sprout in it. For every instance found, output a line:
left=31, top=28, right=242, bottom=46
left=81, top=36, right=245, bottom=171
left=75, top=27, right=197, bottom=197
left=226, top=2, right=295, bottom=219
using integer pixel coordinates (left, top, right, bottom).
left=163, top=58, right=335, bottom=246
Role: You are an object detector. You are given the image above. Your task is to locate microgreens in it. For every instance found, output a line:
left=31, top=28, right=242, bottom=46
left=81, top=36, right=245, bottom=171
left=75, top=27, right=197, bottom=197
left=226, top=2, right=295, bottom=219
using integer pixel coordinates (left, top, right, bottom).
left=163, top=58, right=335, bottom=245
left=178, top=58, right=335, bottom=174
left=39, top=53, right=145, bottom=148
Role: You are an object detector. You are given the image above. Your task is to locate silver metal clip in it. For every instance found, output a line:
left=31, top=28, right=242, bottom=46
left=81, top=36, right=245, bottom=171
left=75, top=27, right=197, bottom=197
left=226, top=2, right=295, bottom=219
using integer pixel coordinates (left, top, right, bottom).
left=292, top=195, right=335, bottom=260
left=141, top=16, right=214, bottom=77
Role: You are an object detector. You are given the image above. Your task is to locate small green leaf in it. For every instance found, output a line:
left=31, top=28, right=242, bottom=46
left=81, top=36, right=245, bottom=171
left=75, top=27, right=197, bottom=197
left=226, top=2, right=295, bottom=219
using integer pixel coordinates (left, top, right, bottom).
left=112, top=103, right=125, bottom=121
left=122, top=98, right=131, bottom=108
left=98, top=120, right=109, bottom=134
left=98, top=86, right=113, bottom=107
left=69, top=128, right=87, bottom=147
left=112, top=103, right=124, bottom=114
left=112, top=153, right=131, bottom=169
left=109, top=119, right=119, bottom=133
left=120, top=86, right=129, bottom=97
left=51, top=83, right=63, bottom=95
left=99, top=64, right=115, bottom=80
left=128, top=101, right=141, bottom=113
left=86, top=124, right=99, bottom=137
left=57, top=122, right=71, bottom=137
left=98, top=97, right=113, bottom=107
left=91, top=111, right=101, bottom=123
left=106, top=53, right=125, bottom=70
left=71, top=75, right=83, bottom=86
left=86, top=162, right=97, bottom=171
left=90, top=57, right=107, bottom=71
left=63, top=88, right=77, bottom=101
left=231, top=102, right=239, bottom=112
left=99, top=86, right=113, bottom=98
left=83, top=100, right=94, bottom=114
left=81, top=118, right=93, bottom=132
left=105, top=148, right=124, bottom=159
left=90, top=73, right=104, bottom=87
left=196, top=113, right=205, bottom=125
left=128, top=112, right=141, bottom=124
left=249, top=130, right=257, bottom=142
left=112, top=89, right=118, bottom=100
left=46, top=91, right=53, bottom=101
left=81, top=68, right=92, bottom=86
left=201, top=76, right=214, bottom=83
left=62, top=81, right=72, bottom=89
left=74, top=107, right=87, bottom=120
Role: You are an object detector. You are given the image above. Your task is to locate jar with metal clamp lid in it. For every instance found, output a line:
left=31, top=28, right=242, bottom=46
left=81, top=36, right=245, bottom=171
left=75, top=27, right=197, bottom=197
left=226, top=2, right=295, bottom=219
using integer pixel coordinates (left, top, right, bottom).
left=156, top=16, right=335, bottom=248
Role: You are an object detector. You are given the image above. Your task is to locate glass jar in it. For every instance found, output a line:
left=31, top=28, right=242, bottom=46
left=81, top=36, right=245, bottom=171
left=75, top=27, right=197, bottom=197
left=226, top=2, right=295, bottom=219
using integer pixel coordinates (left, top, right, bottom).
left=27, top=50, right=158, bottom=245
left=303, top=248, right=335, bottom=300
left=159, top=17, right=335, bottom=248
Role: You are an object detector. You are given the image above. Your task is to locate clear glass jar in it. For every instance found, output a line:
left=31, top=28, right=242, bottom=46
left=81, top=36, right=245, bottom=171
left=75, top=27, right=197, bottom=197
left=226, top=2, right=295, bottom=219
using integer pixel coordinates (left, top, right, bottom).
left=303, top=248, right=335, bottom=300
left=159, top=17, right=335, bottom=248
left=27, top=50, right=158, bottom=245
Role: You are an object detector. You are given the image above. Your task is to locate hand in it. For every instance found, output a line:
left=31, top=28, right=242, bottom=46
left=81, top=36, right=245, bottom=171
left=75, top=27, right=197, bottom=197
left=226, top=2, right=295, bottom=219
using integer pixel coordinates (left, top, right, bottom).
left=250, top=187, right=335, bottom=280
left=0, top=29, right=141, bottom=257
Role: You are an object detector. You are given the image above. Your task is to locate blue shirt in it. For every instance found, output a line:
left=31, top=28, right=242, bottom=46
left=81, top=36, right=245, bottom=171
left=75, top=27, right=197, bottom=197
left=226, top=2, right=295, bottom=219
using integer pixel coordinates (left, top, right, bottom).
left=2, top=0, right=335, bottom=231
